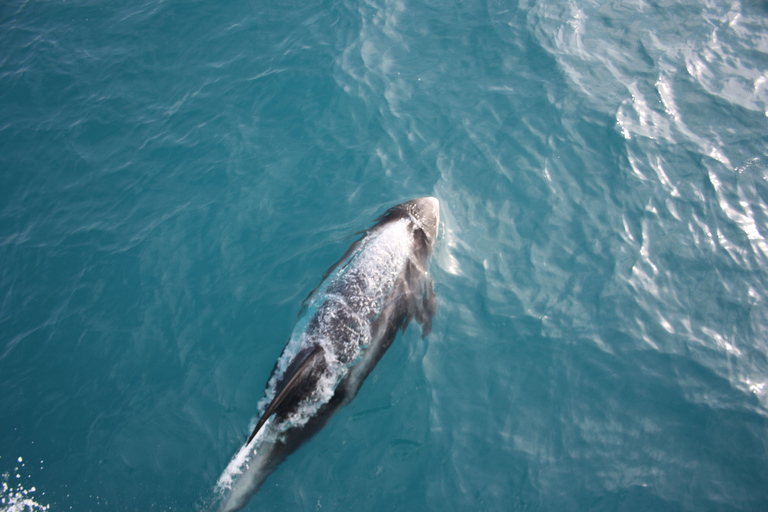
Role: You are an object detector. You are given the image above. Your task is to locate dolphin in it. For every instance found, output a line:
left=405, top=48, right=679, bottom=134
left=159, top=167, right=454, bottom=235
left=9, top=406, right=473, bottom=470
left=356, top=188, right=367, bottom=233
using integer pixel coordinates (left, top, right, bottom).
left=212, top=197, right=440, bottom=512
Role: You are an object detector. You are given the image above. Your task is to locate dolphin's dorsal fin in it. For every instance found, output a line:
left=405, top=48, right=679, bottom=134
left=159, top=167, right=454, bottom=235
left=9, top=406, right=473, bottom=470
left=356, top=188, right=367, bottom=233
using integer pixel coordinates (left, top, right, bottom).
left=245, top=345, right=325, bottom=446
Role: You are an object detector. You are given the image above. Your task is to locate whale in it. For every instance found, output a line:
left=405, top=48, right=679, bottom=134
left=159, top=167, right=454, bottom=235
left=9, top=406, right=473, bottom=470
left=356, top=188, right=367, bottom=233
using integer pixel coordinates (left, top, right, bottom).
left=212, top=197, right=440, bottom=512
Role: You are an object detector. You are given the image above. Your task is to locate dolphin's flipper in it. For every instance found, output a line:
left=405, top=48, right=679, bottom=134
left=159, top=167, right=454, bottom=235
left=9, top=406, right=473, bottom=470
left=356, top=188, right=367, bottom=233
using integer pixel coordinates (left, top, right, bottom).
left=245, top=345, right=325, bottom=446
left=396, top=257, right=437, bottom=338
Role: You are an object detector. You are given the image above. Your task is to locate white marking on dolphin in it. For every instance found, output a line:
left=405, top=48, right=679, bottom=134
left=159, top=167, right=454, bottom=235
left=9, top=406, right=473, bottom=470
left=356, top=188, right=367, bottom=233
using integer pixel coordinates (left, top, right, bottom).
left=211, top=197, right=440, bottom=512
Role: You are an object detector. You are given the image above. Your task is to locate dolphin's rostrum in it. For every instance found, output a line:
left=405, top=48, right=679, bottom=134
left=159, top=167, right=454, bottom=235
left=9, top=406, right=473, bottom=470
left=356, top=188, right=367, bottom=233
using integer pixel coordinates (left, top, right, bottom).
left=213, top=197, right=440, bottom=512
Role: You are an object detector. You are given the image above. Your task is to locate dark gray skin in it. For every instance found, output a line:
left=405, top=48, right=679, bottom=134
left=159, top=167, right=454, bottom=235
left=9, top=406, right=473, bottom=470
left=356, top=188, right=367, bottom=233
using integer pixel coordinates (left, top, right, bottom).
left=213, top=197, right=439, bottom=512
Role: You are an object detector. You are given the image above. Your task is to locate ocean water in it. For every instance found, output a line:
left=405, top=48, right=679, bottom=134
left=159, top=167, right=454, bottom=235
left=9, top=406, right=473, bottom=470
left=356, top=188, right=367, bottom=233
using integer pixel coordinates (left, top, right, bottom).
left=2, top=0, right=768, bottom=510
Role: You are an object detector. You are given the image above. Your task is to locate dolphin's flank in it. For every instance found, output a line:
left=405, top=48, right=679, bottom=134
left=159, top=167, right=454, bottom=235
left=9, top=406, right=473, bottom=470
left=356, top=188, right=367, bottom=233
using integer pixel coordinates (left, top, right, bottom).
left=212, top=197, right=440, bottom=512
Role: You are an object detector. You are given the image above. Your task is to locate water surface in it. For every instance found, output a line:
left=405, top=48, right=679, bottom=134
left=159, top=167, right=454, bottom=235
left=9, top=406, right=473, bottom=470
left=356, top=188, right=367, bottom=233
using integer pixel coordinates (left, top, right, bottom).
left=2, top=0, right=768, bottom=510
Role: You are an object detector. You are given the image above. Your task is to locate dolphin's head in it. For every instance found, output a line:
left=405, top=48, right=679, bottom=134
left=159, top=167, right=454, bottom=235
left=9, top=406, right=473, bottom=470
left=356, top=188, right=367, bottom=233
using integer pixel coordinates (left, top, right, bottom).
left=400, top=197, right=440, bottom=250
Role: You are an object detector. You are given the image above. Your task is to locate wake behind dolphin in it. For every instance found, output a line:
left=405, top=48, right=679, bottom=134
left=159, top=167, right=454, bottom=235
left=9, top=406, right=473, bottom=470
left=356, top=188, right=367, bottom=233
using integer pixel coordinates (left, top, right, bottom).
left=211, top=197, right=440, bottom=512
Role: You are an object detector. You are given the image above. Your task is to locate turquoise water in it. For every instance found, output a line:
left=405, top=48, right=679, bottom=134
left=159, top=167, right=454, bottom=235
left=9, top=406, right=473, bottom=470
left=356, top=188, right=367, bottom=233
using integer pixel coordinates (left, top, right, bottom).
left=2, top=0, right=768, bottom=510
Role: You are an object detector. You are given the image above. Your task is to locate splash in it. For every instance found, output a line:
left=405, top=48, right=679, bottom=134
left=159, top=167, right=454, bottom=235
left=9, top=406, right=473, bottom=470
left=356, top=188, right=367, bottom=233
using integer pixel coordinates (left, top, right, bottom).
left=0, top=458, right=49, bottom=512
